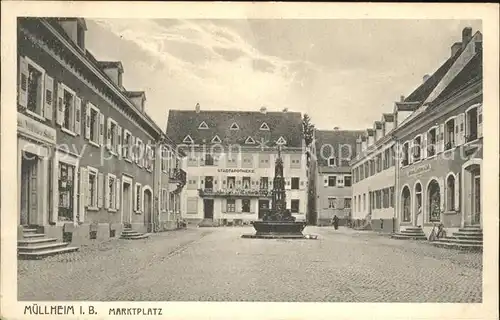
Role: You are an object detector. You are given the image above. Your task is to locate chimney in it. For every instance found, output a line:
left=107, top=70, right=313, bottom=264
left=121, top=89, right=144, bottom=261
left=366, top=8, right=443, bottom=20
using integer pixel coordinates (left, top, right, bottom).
left=282, top=108, right=288, bottom=113
left=400, top=95, right=405, bottom=102
left=260, top=106, right=267, bottom=114
left=462, top=27, right=472, bottom=49
left=58, top=18, right=87, bottom=51
left=124, top=91, right=146, bottom=112
left=451, top=42, right=462, bottom=57
left=422, top=74, right=430, bottom=83
left=98, top=61, right=124, bottom=88
left=195, top=103, right=200, bottom=113
left=333, top=127, right=340, bottom=131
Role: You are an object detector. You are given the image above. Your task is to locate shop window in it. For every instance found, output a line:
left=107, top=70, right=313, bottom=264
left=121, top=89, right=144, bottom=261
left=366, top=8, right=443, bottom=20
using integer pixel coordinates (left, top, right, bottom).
left=242, top=199, right=250, bottom=212
left=428, top=180, right=441, bottom=222
left=227, top=199, right=236, bottom=212
left=291, top=199, right=300, bottom=213
left=445, top=118, right=455, bottom=150
left=58, top=162, right=75, bottom=221
left=446, top=175, right=455, bottom=211
left=402, top=186, right=411, bottom=222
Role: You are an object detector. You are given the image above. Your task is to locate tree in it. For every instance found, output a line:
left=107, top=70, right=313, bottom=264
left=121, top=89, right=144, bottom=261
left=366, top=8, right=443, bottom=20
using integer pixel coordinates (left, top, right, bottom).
left=302, top=113, right=315, bottom=148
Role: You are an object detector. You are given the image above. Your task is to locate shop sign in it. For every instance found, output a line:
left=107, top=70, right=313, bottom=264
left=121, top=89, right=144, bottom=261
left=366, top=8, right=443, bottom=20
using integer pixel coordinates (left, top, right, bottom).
left=17, top=113, right=56, bottom=144
left=217, top=168, right=256, bottom=174
left=407, top=163, right=431, bottom=177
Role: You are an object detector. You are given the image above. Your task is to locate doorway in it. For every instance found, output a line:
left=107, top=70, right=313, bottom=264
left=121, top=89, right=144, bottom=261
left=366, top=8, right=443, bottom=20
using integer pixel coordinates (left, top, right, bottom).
left=472, top=168, right=481, bottom=225
left=122, top=181, right=132, bottom=225
left=414, top=183, right=423, bottom=227
left=144, top=188, right=153, bottom=232
left=258, top=200, right=270, bottom=219
left=204, top=199, right=214, bottom=219
left=20, top=153, right=39, bottom=226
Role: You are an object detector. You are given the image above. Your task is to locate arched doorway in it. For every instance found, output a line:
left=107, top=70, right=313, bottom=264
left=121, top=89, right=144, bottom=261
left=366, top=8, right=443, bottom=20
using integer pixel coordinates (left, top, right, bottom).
left=414, top=183, right=423, bottom=227
left=143, top=188, right=153, bottom=233
left=428, top=180, right=441, bottom=223
left=463, top=162, right=481, bottom=226
left=401, top=186, right=411, bottom=223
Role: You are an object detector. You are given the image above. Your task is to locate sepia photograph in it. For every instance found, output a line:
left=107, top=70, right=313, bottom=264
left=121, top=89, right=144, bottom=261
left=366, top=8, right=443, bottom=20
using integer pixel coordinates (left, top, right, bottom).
left=1, top=2, right=499, bottom=319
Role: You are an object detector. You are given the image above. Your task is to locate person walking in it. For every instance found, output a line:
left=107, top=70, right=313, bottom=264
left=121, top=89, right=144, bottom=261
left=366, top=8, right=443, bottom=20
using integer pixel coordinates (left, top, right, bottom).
left=332, top=215, right=339, bottom=230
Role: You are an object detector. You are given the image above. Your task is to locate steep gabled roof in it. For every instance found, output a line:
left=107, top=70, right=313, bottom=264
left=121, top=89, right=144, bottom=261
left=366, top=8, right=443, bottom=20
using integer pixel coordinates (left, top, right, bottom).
left=314, top=129, right=364, bottom=168
left=166, top=110, right=303, bottom=148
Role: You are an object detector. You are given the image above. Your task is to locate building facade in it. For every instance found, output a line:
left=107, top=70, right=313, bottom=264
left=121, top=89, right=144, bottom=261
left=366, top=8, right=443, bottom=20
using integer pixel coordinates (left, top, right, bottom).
left=17, top=17, right=183, bottom=246
left=166, top=106, right=307, bottom=225
left=394, top=28, right=482, bottom=237
left=309, top=129, right=362, bottom=226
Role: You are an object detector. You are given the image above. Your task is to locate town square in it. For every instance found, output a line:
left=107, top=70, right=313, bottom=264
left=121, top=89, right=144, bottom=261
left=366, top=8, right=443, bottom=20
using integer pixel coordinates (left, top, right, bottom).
left=6, top=13, right=491, bottom=306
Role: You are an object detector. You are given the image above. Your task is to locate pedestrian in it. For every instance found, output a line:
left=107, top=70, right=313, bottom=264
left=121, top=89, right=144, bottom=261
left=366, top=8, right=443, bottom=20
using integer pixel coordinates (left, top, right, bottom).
left=332, top=215, right=339, bottom=230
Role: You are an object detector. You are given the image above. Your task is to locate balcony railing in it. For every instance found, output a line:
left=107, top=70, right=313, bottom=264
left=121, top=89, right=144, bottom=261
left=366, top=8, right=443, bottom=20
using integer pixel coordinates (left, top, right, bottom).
left=198, top=188, right=273, bottom=198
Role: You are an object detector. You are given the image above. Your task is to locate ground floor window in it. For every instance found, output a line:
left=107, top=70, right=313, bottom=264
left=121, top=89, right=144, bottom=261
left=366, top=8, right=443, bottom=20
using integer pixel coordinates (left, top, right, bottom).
left=58, top=162, right=75, bottom=221
left=291, top=199, right=300, bottom=213
left=428, top=180, right=441, bottom=222
left=446, top=175, right=455, bottom=211
left=135, top=183, right=142, bottom=212
left=88, top=169, right=98, bottom=207
left=107, top=174, right=116, bottom=210
left=242, top=199, right=250, bottom=212
left=227, top=199, right=236, bottom=212
left=344, top=198, right=351, bottom=209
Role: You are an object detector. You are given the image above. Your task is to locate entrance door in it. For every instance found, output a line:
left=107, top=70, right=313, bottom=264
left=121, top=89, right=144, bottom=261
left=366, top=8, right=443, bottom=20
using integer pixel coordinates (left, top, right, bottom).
left=122, top=182, right=131, bottom=224
left=472, top=173, right=481, bottom=225
left=204, top=199, right=214, bottom=219
left=20, top=153, right=38, bottom=226
left=258, top=200, right=269, bottom=219
left=144, top=189, right=153, bottom=232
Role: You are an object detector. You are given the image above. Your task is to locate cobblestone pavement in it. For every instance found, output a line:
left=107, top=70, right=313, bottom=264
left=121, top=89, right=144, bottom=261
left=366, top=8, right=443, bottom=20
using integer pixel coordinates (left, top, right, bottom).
left=18, top=226, right=482, bottom=302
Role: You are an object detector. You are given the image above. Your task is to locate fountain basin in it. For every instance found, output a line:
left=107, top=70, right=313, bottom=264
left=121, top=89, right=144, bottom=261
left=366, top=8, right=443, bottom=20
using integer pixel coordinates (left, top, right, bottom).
left=241, top=221, right=309, bottom=239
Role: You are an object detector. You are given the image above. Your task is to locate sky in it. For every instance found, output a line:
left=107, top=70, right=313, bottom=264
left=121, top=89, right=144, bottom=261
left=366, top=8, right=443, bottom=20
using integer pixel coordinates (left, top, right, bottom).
left=85, top=19, right=482, bottom=131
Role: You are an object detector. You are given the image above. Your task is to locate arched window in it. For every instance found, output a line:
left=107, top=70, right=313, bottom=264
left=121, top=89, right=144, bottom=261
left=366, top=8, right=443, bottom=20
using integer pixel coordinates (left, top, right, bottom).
left=401, top=186, right=411, bottom=222
left=446, top=175, right=455, bottom=211
left=428, top=180, right=441, bottom=222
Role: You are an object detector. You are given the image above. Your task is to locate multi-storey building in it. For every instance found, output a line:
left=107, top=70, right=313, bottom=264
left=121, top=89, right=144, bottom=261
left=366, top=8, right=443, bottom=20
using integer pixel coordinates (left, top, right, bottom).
left=308, top=129, right=362, bottom=226
left=393, top=28, right=482, bottom=237
left=17, top=17, right=184, bottom=250
left=166, top=105, right=307, bottom=225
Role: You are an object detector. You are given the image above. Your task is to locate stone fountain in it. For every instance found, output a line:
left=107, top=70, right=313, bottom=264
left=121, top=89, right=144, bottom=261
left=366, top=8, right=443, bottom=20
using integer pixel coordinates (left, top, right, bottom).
left=242, top=147, right=315, bottom=239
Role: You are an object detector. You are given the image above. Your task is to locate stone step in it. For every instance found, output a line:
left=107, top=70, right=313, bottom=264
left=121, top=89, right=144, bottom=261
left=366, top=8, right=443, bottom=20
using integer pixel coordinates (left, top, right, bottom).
left=23, top=228, right=38, bottom=234
left=121, top=232, right=141, bottom=237
left=433, top=237, right=483, bottom=245
left=400, top=230, right=426, bottom=235
left=120, top=233, right=149, bottom=240
left=18, top=246, right=79, bottom=259
left=451, top=234, right=483, bottom=240
left=18, top=238, right=58, bottom=247
left=454, top=231, right=483, bottom=236
left=121, top=230, right=140, bottom=234
left=23, top=233, right=46, bottom=239
left=405, top=227, right=423, bottom=231
left=431, top=241, right=482, bottom=251
left=18, top=242, right=70, bottom=252
left=391, top=233, right=427, bottom=240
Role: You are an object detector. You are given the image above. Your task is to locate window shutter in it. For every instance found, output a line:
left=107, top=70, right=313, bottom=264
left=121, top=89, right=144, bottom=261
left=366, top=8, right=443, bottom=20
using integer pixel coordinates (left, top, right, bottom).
left=104, top=175, right=110, bottom=209
left=454, top=173, right=460, bottom=211
left=97, top=173, right=104, bottom=208
left=454, top=117, right=460, bottom=146
left=106, top=118, right=112, bottom=150
left=116, top=178, right=121, bottom=210
left=18, top=57, right=29, bottom=108
left=285, top=178, right=291, bottom=190
left=56, top=83, right=64, bottom=126
left=44, top=74, right=54, bottom=120
left=130, top=136, right=135, bottom=161
left=422, top=134, right=427, bottom=158
left=408, top=140, right=414, bottom=164
left=133, top=185, right=138, bottom=212
left=477, top=105, right=483, bottom=138
left=458, top=113, right=465, bottom=145
left=99, top=113, right=105, bottom=146
left=222, top=198, right=227, bottom=213
left=438, top=178, right=445, bottom=212
left=74, top=96, right=81, bottom=135
left=324, top=178, right=328, bottom=187
left=117, top=125, right=122, bottom=157
left=438, top=124, right=445, bottom=153
left=140, top=188, right=145, bottom=213
left=79, top=167, right=88, bottom=222
left=85, top=103, right=91, bottom=140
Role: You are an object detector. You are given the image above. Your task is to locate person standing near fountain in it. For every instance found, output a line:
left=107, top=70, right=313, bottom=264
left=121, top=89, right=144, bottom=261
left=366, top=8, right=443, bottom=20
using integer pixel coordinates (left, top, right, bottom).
left=332, top=215, right=339, bottom=230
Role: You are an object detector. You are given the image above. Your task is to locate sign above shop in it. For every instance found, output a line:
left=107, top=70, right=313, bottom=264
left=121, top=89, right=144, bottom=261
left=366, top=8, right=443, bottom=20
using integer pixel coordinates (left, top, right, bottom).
left=17, top=112, right=56, bottom=145
left=407, top=163, right=431, bottom=177
left=218, top=168, right=256, bottom=174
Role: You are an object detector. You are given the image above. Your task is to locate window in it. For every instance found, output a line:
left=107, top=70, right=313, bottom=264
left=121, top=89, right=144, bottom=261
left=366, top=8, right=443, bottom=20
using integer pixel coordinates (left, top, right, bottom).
left=135, top=139, right=144, bottom=166
left=402, top=142, right=409, bottom=166
left=466, top=107, right=478, bottom=142
left=428, top=180, right=441, bottom=222
left=390, top=186, right=394, bottom=208
left=427, top=128, right=437, bottom=157
left=328, top=197, right=336, bottom=209
left=183, top=135, right=194, bottom=144
left=290, top=158, right=301, bottom=168
left=363, top=193, right=366, bottom=211
left=135, top=183, right=142, bottom=212
left=227, top=156, right=237, bottom=167
left=227, top=199, right=236, bottom=212
left=58, top=162, right=75, bottom=221
left=260, top=122, right=270, bottom=130
left=106, top=118, right=119, bottom=153
left=276, top=136, right=287, bottom=145
left=26, top=63, right=44, bottom=116
left=445, top=118, right=455, bottom=150
left=204, top=176, right=214, bottom=190
left=242, top=177, right=251, bottom=189
left=230, top=122, right=240, bottom=130
left=328, top=157, right=336, bottom=167
left=328, top=176, right=336, bottom=187
left=413, top=136, right=422, bottom=161
left=205, top=154, right=214, bottom=166
left=198, top=121, right=209, bottom=129
left=344, top=198, right=351, bottom=209
left=447, top=175, right=456, bottom=211
left=291, top=177, right=300, bottom=190
left=291, top=200, right=300, bottom=213
left=383, top=188, right=389, bottom=208
left=260, top=177, right=269, bottom=190
left=88, top=105, right=100, bottom=144
left=384, top=149, right=390, bottom=169
left=62, top=85, right=76, bottom=132
left=145, top=146, right=154, bottom=172
left=402, top=187, right=411, bottom=222
left=161, top=189, right=168, bottom=211
left=242, top=199, right=250, bottom=212
left=161, top=147, right=167, bottom=172
left=245, top=136, right=256, bottom=144
left=259, top=154, right=270, bottom=168
left=87, top=168, right=98, bottom=208
left=344, top=176, right=352, bottom=187
left=211, top=135, right=221, bottom=143
left=107, top=175, right=117, bottom=210
left=227, top=176, right=236, bottom=189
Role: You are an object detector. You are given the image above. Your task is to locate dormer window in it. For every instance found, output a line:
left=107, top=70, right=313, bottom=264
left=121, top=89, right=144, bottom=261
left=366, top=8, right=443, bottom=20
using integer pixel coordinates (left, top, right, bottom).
left=260, top=122, right=270, bottom=131
left=328, top=157, right=336, bottom=167
left=198, top=121, right=209, bottom=129
left=276, top=136, right=287, bottom=145
left=183, top=135, right=194, bottom=144
left=245, top=136, right=256, bottom=144
left=211, top=135, right=221, bottom=143
left=230, top=122, right=240, bottom=130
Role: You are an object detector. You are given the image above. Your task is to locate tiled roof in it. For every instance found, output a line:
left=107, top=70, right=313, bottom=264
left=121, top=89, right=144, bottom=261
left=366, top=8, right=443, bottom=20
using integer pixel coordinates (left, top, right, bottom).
left=314, top=129, right=364, bottom=167
left=166, top=110, right=303, bottom=148
left=432, top=52, right=482, bottom=106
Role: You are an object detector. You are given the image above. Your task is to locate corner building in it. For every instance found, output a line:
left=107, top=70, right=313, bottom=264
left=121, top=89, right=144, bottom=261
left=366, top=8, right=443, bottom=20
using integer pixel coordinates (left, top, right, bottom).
left=166, top=106, right=307, bottom=225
